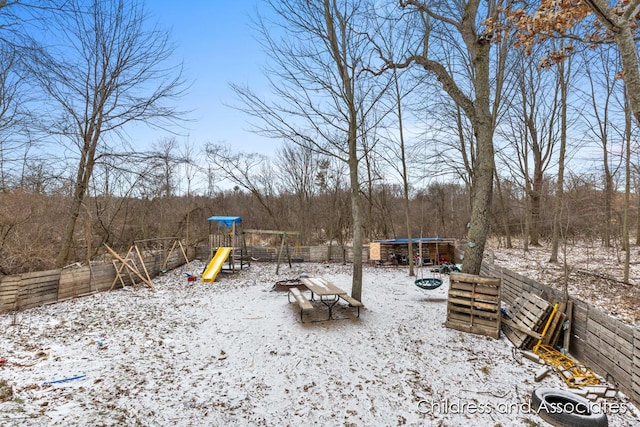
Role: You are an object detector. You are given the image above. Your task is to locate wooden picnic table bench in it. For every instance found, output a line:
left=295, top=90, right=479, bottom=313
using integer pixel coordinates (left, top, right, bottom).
left=288, top=287, right=313, bottom=322
left=285, top=277, right=362, bottom=321
left=338, top=293, right=363, bottom=318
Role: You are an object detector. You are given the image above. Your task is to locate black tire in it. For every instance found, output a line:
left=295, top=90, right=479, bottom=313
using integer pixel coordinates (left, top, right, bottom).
left=530, top=388, right=608, bottom=427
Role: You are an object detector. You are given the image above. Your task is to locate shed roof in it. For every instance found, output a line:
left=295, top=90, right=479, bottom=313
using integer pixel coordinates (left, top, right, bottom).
left=374, top=237, right=450, bottom=244
left=207, top=216, right=242, bottom=227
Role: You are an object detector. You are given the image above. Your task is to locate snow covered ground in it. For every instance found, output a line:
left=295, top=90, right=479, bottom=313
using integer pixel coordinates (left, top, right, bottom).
left=1, top=261, right=639, bottom=426
left=485, top=239, right=640, bottom=325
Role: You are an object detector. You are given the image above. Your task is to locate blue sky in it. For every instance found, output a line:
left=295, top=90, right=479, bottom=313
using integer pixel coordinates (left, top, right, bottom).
left=142, top=0, right=275, bottom=155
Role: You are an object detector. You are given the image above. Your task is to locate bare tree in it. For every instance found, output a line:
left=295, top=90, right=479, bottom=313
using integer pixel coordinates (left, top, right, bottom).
left=276, top=141, right=321, bottom=242
left=622, top=89, right=634, bottom=282
left=205, top=143, right=282, bottom=230
left=549, top=51, right=574, bottom=263
left=231, top=0, right=391, bottom=300
left=497, top=49, right=561, bottom=249
left=0, top=46, right=25, bottom=190
left=385, top=0, right=510, bottom=274
left=23, top=0, right=186, bottom=266
left=580, top=45, right=626, bottom=248
left=150, top=137, right=180, bottom=198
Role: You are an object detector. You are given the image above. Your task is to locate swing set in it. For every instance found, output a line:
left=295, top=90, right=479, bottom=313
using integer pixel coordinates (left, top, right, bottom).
left=244, top=229, right=302, bottom=274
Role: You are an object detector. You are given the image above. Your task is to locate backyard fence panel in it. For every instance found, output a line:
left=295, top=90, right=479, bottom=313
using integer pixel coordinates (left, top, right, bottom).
left=0, top=275, right=20, bottom=312
left=90, top=262, right=124, bottom=292
left=569, top=300, right=589, bottom=361
left=58, top=267, right=92, bottom=300
left=581, top=309, right=635, bottom=395
left=15, top=269, right=61, bottom=310
left=633, top=328, right=640, bottom=405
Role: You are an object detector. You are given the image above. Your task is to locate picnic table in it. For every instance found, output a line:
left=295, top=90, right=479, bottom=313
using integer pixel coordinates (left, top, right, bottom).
left=288, top=277, right=362, bottom=321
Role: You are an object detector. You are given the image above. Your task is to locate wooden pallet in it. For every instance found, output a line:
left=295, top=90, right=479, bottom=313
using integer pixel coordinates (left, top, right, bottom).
left=502, top=292, right=551, bottom=349
left=445, top=273, right=501, bottom=339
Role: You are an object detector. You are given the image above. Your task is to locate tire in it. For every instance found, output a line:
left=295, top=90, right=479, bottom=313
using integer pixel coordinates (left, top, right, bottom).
left=530, top=388, right=608, bottom=427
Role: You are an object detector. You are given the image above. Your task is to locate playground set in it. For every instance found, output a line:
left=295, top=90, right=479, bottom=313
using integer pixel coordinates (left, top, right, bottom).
left=202, top=216, right=248, bottom=282
left=202, top=216, right=302, bottom=281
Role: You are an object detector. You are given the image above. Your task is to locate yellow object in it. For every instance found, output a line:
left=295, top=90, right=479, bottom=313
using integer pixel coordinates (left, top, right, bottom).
left=532, top=303, right=601, bottom=388
left=533, top=303, right=558, bottom=353
left=202, top=247, right=232, bottom=282
left=535, top=344, right=602, bottom=388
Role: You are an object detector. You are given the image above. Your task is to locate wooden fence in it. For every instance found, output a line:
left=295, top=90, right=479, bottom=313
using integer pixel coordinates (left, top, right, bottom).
left=1, top=244, right=365, bottom=314
left=0, top=249, right=189, bottom=313
left=481, top=262, right=640, bottom=407
left=195, top=244, right=371, bottom=264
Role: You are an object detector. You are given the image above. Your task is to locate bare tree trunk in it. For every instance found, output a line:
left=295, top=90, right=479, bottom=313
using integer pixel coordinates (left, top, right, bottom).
left=494, top=169, right=512, bottom=249
left=393, top=69, right=414, bottom=276
left=636, top=177, right=640, bottom=246
left=464, top=115, right=495, bottom=274
left=57, top=133, right=99, bottom=266
left=523, top=184, right=530, bottom=253
left=530, top=167, right=543, bottom=246
left=603, top=147, right=613, bottom=247
left=611, top=12, right=640, bottom=126
left=550, top=60, right=569, bottom=263
left=348, top=116, right=364, bottom=300
left=623, top=89, right=632, bottom=282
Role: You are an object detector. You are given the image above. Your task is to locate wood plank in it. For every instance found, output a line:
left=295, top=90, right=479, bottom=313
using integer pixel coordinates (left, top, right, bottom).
left=17, top=291, right=59, bottom=309
left=502, top=318, right=544, bottom=339
left=20, top=283, right=58, bottom=295
left=58, top=272, right=91, bottom=298
left=18, top=270, right=61, bottom=287
left=289, top=287, right=313, bottom=311
left=446, top=272, right=500, bottom=339
left=340, top=294, right=362, bottom=307
left=0, top=276, right=20, bottom=312
left=589, top=309, right=634, bottom=343
left=542, top=303, right=565, bottom=344
left=562, top=301, right=574, bottom=351
left=581, top=348, right=632, bottom=389
left=545, top=312, right=566, bottom=347
left=445, top=320, right=500, bottom=339
left=502, top=292, right=551, bottom=349
left=511, top=307, right=550, bottom=330
left=633, top=329, right=640, bottom=404
left=450, top=273, right=500, bottom=286
left=503, top=327, right=527, bottom=347
left=448, top=312, right=499, bottom=328
left=449, top=306, right=500, bottom=319
left=448, top=305, right=500, bottom=319
left=449, top=292, right=500, bottom=304
left=449, top=281, right=500, bottom=295
left=19, top=283, right=58, bottom=298
left=448, top=297, right=499, bottom=311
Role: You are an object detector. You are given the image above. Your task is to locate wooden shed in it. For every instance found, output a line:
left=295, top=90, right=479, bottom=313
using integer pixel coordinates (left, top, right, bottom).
left=369, top=238, right=457, bottom=266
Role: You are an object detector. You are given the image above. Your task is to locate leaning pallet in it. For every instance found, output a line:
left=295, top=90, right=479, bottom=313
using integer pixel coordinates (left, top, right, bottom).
left=445, top=273, right=501, bottom=339
left=501, top=292, right=552, bottom=349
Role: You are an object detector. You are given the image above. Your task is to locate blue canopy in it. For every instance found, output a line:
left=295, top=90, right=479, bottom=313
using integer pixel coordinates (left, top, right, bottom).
left=374, top=237, right=444, bottom=244
left=207, top=216, right=242, bottom=227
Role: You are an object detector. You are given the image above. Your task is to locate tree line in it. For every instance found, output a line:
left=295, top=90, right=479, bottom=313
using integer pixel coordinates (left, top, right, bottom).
left=0, top=153, right=635, bottom=276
